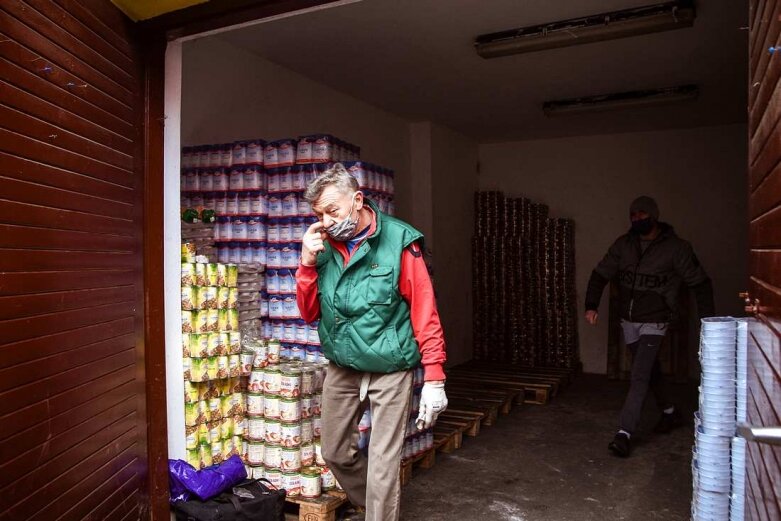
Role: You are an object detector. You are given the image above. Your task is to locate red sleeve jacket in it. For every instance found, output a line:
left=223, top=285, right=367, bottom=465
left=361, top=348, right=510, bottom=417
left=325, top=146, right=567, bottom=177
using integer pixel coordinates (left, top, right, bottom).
left=295, top=211, right=447, bottom=381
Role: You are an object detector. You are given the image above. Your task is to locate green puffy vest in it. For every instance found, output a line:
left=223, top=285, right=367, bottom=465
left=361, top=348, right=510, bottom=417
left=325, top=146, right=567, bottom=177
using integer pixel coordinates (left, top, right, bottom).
left=315, top=201, right=423, bottom=373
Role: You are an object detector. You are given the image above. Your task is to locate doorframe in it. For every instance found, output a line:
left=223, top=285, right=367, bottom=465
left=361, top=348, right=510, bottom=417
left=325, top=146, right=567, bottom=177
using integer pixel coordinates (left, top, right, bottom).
left=139, top=1, right=359, bottom=517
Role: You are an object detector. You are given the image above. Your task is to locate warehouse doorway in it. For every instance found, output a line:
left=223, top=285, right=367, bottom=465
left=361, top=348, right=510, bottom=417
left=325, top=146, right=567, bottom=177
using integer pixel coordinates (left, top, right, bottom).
left=156, top=0, right=763, bottom=519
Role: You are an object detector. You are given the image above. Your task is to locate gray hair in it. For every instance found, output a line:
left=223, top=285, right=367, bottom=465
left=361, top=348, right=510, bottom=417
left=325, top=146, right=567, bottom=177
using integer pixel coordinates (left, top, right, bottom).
left=303, top=163, right=359, bottom=204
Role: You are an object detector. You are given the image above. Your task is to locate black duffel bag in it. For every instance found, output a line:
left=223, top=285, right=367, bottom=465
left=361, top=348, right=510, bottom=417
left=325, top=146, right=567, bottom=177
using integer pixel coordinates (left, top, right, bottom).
left=173, top=479, right=286, bottom=521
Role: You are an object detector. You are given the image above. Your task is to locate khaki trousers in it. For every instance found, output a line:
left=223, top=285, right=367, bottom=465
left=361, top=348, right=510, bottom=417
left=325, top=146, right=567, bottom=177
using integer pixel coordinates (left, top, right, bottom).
left=321, top=364, right=412, bottom=521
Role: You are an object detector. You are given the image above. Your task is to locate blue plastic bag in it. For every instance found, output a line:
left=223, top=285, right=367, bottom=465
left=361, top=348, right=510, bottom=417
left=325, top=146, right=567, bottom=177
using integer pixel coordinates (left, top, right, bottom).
left=168, top=455, right=247, bottom=503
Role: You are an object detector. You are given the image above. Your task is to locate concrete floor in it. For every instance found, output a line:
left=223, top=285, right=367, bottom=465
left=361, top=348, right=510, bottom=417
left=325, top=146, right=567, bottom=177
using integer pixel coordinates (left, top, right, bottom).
left=400, top=374, right=698, bottom=521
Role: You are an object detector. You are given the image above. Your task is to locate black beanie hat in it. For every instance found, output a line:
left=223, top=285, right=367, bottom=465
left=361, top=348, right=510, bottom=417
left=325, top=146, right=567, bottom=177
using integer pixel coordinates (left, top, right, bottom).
left=629, top=196, right=659, bottom=220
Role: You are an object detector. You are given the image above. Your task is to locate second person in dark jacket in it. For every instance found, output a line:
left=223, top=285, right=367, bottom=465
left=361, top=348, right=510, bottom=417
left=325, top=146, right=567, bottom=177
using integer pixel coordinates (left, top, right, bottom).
left=584, top=196, right=714, bottom=457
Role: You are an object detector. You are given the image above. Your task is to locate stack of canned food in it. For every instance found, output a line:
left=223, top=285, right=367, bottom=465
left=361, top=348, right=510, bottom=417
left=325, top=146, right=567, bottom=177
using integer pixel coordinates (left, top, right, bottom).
left=181, top=256, right=244, bottom=469
left=402, top=367, right=435, bottom=460
left=472, top=191, right=579, bottom=369
left=241, top=335, right=338, bottom=499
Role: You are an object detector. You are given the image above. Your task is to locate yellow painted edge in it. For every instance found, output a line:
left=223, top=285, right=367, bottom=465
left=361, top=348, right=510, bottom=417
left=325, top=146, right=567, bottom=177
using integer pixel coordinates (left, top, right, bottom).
left=111, top=0, right=209, bottom=22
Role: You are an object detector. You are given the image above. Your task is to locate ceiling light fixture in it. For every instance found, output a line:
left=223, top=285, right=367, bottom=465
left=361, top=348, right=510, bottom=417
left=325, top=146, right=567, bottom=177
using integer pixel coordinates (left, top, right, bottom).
left=475, top=0, right=696, bottom=59
left=542, top=84, right=699, bottom=116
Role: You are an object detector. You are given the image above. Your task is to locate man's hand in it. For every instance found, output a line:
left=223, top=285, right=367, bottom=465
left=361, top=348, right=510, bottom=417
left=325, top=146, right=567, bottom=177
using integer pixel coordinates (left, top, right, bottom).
left=585, top=310, right=598, bottom=326
left=301, top=222, right=326, bottom=266
left=417, top=381, right=447, bottom=430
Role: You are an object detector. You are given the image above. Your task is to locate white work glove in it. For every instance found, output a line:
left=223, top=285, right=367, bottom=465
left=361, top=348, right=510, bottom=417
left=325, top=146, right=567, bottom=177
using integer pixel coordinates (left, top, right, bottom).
left=416, top=381, right=448, bottom=430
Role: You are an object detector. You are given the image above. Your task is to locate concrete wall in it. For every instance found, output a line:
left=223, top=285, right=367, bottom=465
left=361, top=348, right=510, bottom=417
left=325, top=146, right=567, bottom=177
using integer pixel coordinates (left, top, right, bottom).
left=479, top=124, right=748, bottom=374
left=431, top=123, right=479, bottom=367
left=182, top=38, right=475, bottom=366
left=181, top=35, right=415, bottom=223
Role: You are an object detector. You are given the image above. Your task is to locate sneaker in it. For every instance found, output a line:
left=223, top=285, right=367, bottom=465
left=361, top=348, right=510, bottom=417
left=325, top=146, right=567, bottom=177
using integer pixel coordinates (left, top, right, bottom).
left=653, top=408, right=684, bottom=434
left=608, top=432, right=631, bottom=457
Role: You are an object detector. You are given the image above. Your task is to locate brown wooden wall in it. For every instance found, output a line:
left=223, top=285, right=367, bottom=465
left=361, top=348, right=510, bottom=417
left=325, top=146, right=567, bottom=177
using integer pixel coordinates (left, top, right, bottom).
left=747, top=0, right=781, bottom=519
left=0, top=0, right=153, bottom=519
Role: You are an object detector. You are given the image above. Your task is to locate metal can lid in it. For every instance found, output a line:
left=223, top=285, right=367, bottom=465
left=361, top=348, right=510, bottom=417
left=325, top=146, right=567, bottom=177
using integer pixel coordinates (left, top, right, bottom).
left=300, top=466, right=321, bottom=477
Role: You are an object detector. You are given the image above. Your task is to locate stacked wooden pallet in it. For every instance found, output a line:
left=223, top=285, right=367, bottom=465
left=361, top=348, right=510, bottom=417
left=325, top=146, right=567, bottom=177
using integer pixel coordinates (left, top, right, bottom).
left=447, top=361, right=578, bottom=405
left=287, top=361, right=577, bottom=516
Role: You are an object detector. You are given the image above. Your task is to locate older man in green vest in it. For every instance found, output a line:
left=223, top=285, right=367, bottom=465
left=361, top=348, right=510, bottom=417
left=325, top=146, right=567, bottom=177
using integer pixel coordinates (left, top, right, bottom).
left=296, top=163, right=448, bottom=521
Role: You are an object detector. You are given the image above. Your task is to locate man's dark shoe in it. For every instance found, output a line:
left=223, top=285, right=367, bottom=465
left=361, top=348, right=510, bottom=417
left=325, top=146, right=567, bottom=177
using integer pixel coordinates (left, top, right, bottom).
left=338, top=506, right=366, bottom=521
left=609, top=432, right=631, bottom=457
left=653, top=408, right=684, bottom=434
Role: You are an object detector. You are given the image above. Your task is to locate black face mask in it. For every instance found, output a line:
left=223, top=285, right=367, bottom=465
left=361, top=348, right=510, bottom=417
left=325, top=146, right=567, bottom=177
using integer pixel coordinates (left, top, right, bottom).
left=631, top=218, right=655, bottom=235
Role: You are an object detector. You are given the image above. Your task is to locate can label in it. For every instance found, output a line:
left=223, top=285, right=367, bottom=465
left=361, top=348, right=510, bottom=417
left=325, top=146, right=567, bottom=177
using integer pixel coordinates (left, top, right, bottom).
left=247, top=393, right=264, bottom=415
left=300, top=468, right=322, bottom=498
left=247, top=441, right=265, bottom=465
left=314, top=441, right=325, bottom=466
left=300, top=419, right=313, bottom=443
left=265, top=419, right=282, bottom=445
left=211, top=441, right=225, bottom=465
left=250, top=465, right=265, bottom=480
left=253, top=344, right=269, bottom=368
left=182, top=263, right=195, bottom=286
left=281, top=472, right=301, bottom=497
left=185, top=426, right=199, bottom=451
left=268, top=341, right=281, bottom=364
left=206, top=333, right=220, bottom=357
left=312, top=394, right=322, bottom=416
left=216, top=356, right=229, bottom=379
left=220, top=416, right=234, bottom=439
left=181, top=286, right=195, bottom=311
left=280, top=373, right=301, bottom=399
left=217, top=286, right=230, bottom=309
left=300, top=396, right=313, bottom=419
left=264, top=395, right=281, bottom=420
left=300, top=443, right=314, bottom=466
left=321, top=467, right=336, bottom=490
left=313, top=416, right=322, bottom=439
left=264, top=468, right=282, bottom=488
left=208, top=397, right=222, bottom=421
left=247, top=416, right=265, bottom=440
left=229, top=331, right=241, bottom=354
left=264, top=370, right=282, bottom=395
left=194, top=263, right=208, bottom=286
left=241, top=352, right=255, bottom=375
left=248, top=370, right=264, bottom=392
left=233, top=415, right=246, bottom=436
left=186, top=448, right=201, bottom=469
left=264, top=444, right=282, bottom=469
left=280, top=422, right=302, bottom=448
left=280, top=399, right=301, bottom=423
left=281, top=447, right=302, bottom=472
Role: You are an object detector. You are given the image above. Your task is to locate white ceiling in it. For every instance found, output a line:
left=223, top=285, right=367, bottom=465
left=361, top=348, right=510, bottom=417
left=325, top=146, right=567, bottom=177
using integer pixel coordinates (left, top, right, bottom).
left=219, top=0, right=749, bottom=142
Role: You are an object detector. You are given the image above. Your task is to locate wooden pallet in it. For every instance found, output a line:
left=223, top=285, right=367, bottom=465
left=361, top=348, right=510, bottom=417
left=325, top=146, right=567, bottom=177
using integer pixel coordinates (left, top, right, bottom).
left=285, top=491, right=348, bottom=521
left=436, top=410, right=483, bottom=437
left=465, top=361, right=580, bottom=385
left=447, top=385, right=520, bottom=415
left=433, top=425, right=461, bottom=453
left=446, top=374, right=553, bottom=405
left=400, top=447, right=436, bottom=486
left=449, top=368, right=561, bottom=397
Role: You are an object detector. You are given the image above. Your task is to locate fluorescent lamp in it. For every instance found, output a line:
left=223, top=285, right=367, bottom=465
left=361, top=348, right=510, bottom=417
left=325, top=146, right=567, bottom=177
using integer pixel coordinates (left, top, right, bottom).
left=475, top=1, right=696, bottom=59
left=542, top=85, right=699, bottom=116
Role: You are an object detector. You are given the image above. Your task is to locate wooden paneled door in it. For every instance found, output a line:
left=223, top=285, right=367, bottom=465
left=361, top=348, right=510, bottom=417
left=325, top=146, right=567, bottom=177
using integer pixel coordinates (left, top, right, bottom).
left=0, top=1, right=167, bottom=519
left=746, top=0, right=781, bottom=519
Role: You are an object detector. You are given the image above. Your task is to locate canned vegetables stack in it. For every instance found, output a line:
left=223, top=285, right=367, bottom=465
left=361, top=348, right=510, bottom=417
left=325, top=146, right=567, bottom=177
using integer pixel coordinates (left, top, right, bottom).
left=181, top=258, right=243, bottom=469
left=472, top=191, right=579, bottom=369
left=242, top=335, right=337, bottom=499
left=403, top=367, right=434, bottom=460
left=182, top=140, right=398, bottom=363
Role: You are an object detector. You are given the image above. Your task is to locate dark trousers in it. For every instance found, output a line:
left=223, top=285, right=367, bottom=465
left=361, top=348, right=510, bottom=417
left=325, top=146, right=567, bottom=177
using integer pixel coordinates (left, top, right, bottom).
left=619, top=335, right=672, bottom=434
